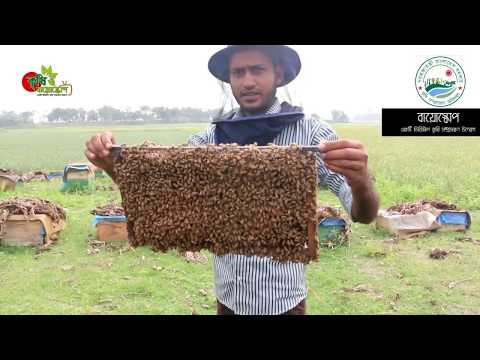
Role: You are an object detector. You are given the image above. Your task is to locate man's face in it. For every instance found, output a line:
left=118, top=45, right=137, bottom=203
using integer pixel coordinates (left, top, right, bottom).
left=229, top=49, right=284, bottom=113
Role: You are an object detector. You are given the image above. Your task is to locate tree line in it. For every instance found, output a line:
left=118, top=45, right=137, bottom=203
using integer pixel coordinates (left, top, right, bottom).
left=0, top=106, right=349, bottom=127
left=0, top=106, right=219, bottom=127
left=0, top=111, right=35, bottom=127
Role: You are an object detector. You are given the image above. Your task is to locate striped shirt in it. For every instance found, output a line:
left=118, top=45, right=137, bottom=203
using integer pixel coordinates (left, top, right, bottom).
left=187, top=99, right=353, bottom=315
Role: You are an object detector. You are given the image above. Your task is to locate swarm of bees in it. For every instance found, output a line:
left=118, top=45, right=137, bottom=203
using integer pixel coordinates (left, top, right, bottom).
left=386, top=200, right=458, bottom=215
left=113, top=143, right=319, bottom=263
left=90, top=202, right=125, bottom=216
left=0, top=168, right=49, bottom=182
left=316, top=206, right=342, bottom=220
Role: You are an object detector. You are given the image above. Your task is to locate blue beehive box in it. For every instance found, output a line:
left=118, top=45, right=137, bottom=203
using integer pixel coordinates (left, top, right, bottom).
left=91, top=215, right=128, bottom=242
left=60, top=164, right=94, bottom=192
left=436, top=211, right=471, bottom=231
left=317, top=218, right=348, bottom=242
left=47, top=170, right=64, bottom=180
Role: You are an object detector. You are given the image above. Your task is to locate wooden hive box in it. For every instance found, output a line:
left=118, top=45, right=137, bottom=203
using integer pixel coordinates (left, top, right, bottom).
left=0, top=174, right=20, bottom=192
left=61, top=164, right=94, bottom=191
left=64, top=164, right=93, bottom=181
left=93, top=215, right=128, bottom=242
left=0, top=214, right=66, bottom=246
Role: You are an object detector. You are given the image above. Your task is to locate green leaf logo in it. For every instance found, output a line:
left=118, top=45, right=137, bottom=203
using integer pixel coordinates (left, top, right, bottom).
left=40, top=65, right=57, bottom=86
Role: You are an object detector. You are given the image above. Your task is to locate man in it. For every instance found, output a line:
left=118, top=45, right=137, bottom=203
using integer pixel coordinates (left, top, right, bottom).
left=85, top=45, right=380, bottom=315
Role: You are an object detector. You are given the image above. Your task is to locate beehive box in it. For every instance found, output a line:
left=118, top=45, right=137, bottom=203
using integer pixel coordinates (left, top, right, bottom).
left=376, top=210, right=440, bottom=238
left=0, top=174, right=20, bottom=192
left=315, top=205, right=349, bottom=247
left=0, top=214, right=66, bottom=246
left=92, top=215, right=128, bottom=242
left=60, top=164, right=94, bottom=192
left=376, top=208, right=471, bottom=238
left=435, top=210, right=471, bottom=231
left=317, top=218, right=348, bottom=241
left=47, top=170, right=64, bottom=180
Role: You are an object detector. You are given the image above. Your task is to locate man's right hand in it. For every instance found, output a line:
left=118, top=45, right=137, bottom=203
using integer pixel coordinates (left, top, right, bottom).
left=84, top=131, right=116, bottom=175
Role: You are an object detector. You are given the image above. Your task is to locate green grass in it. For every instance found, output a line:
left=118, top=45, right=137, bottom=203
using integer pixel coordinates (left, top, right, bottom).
left=0, top=124, right=203, bottom=171
left=0, top=124, right=479, bottom=314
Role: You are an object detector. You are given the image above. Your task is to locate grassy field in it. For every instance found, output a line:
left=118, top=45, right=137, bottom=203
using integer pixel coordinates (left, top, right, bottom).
left=0, top=123, right=479, bottom=314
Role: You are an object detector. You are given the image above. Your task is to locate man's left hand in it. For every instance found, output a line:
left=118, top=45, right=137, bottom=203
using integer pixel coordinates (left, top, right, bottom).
left=319, top=139, right=379, bottom=224
left=319, top=139, right=371, bottom=191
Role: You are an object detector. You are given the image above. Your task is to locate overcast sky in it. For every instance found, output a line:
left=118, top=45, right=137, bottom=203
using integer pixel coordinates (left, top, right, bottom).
left=1, top=45, right=478, bottom=119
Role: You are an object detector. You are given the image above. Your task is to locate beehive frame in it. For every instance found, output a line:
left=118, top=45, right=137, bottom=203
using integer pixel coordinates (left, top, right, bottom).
left=114, top=144, right=319, bottom=263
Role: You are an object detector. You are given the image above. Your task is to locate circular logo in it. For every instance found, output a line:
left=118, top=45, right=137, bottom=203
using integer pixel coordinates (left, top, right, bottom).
left=415, top=56, right=465, bottom=107
left=22, top=72, right=41, bottom=92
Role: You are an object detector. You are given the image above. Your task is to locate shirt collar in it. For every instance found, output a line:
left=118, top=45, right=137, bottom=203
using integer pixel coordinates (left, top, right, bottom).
left=232, top=98, right=281, bottom=119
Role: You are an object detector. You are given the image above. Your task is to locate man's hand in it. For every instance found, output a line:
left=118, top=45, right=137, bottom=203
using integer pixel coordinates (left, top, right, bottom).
left=319, top=139, right=370, bottom=192
left=319, top=139, right=379, bottom=224
left=84, top=131, right=116, bottom=177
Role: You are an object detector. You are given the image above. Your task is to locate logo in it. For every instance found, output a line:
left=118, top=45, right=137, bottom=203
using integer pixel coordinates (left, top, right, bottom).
left=22, top=65, right=72, bottom=96
left=415, top=56, right=465, bottom=107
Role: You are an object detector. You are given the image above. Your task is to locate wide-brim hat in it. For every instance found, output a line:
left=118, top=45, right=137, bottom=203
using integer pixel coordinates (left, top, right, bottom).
left=208, top=45, right=301, bottom=87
